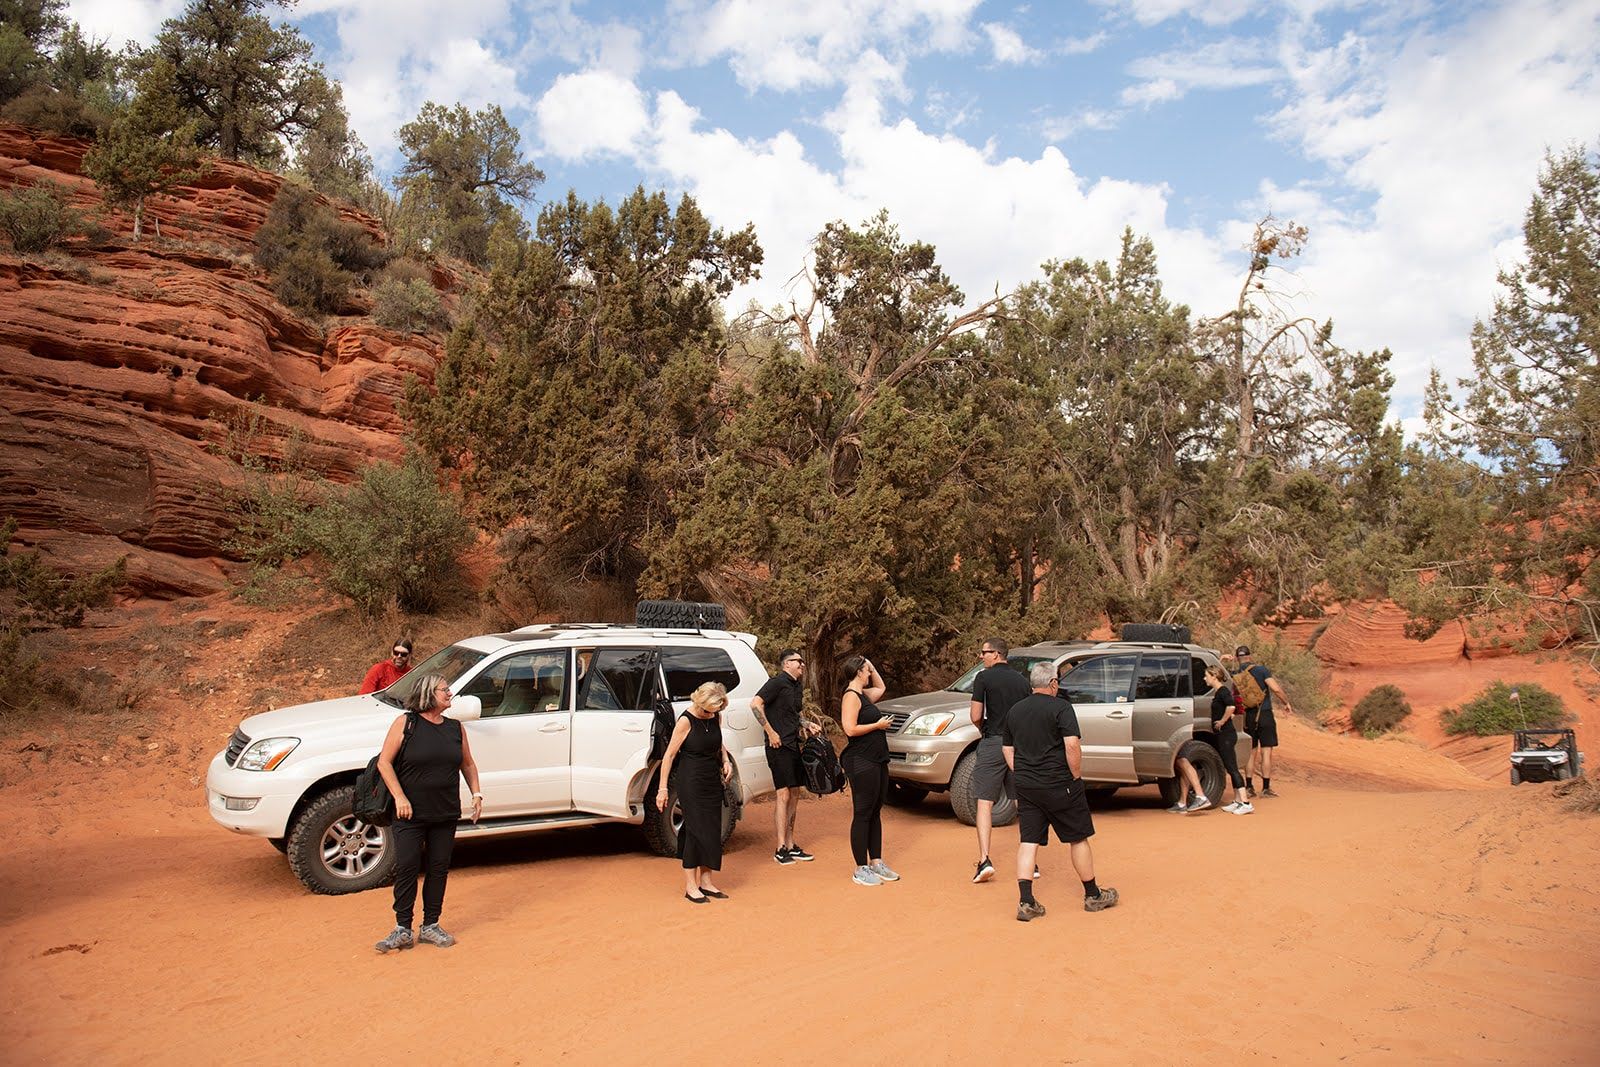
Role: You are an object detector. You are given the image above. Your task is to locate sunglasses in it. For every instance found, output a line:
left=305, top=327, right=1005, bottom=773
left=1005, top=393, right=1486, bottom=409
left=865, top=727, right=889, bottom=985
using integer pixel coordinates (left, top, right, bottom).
left=980, top=648, right=999, bottom=655
left=784, top=658, right=805, bottom=666
left=392, top=649, right=410, bottom=657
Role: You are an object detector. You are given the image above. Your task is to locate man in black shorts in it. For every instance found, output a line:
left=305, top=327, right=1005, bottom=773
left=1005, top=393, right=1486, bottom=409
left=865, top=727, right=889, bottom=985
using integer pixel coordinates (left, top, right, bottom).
left=970, top=636, right=1030, bottom=883
left=1236, top=645, right=1294, bottom=798
left=752, top=649, right=819, bottom=863
left=1002, top=662, right=1118, bottom=921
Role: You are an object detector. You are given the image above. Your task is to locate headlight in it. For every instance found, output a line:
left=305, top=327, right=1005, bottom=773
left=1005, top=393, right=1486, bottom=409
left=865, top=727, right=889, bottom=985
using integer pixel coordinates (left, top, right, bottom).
left=237, top=737, right=300, bottom=771
left=903, top=712, right=955, bottom=736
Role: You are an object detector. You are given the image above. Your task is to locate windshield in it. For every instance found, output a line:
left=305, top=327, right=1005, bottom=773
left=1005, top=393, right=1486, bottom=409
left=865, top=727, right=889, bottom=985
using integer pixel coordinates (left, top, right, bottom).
left=377, top=644, right=489, bottom=708
left=943, top=656, right=1056, bottom=694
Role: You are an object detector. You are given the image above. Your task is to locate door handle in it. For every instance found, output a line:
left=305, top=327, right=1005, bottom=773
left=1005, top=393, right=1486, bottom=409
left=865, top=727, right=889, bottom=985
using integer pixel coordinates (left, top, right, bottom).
left=539, top=723, right=568, bottom=733
left=1106, top=711, right=1128, bottom=720
left=622, top=724, right=644, bottom=733
left=1166, top=707, right=1187, bottom=714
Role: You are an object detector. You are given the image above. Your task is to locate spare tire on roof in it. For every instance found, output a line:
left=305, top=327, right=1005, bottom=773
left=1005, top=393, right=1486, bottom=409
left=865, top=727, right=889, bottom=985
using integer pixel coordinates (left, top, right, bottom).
left=1119, top=622, right=1192, bottom=644
left=635, top=600, right=728, bottom=629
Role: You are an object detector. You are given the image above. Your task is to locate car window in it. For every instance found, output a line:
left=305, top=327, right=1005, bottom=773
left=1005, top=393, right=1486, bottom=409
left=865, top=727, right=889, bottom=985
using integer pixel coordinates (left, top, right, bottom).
left=1058, top=654, right=1137, bottom=704
left=1135, top=654, right=1190, bottom=699
left=946, top=664, right=982, bottom=693
left=660, top=646, right=739, bottom=701
left=379, top=645, right=487, bottom=708
left=460, top=650, right=566, bottom=717
left=946, top=656, right=1048, bottom=694
left=579, top=648, right=660, bottom=711
left=1191, top=658, right=1213, bottom=695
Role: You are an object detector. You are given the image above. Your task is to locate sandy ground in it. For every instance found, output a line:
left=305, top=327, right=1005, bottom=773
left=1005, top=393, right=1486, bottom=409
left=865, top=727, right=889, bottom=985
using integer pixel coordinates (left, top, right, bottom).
left=3, top=600, right=1598, bottom=1064
left=2, top=712, right=1598, bottom=1066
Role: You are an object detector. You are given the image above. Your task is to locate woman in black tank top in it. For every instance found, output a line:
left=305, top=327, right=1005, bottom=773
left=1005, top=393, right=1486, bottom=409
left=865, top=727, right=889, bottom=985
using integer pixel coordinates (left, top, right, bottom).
left=373, top=672, right=482, bottom=953
left=839, top=655, right=899, bottom=886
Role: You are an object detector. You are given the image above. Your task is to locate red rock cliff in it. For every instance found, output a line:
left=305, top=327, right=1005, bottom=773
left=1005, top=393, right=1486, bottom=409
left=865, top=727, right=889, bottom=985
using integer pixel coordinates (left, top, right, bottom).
left=0, top=123, right=447, bottom=597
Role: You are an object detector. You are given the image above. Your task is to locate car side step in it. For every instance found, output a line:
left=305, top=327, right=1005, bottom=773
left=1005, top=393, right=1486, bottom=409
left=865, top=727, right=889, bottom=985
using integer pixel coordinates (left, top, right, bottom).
left=455, top=812, right=614, bottom=833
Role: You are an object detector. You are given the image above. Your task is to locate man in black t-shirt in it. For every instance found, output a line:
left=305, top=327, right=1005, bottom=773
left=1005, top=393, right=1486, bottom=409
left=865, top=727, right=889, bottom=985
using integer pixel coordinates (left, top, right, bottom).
left=969, top=636, right=1031, bottom=884
left=752, top=648, right=820, bottom=864
left=1236, top=645, right=1294, bottom=798
left=1002, top=662, right=1119, bottom=922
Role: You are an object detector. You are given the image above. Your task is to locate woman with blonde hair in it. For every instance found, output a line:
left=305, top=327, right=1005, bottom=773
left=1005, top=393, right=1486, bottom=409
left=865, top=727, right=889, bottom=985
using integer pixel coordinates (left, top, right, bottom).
left=657, top=681, right=734, bottom=902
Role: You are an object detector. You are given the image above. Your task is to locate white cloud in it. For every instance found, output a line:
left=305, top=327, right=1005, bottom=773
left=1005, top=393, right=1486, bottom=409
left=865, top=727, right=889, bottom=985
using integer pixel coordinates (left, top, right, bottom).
left=1121, top=77, right=1183, bottom=105
left=1039, top=106, right=1123, bottom=140
left=536, top=70, right=652, bottom=161
left=982, top=22, right=1044, bottom=64
left=1092, top=0, right=1265, bottom=26
left=666, top=0, right=983, bottom=92
left=1123, top=36, right=1283, bottom=105
left=67, top=0, right=185, bottom=47
left=1058, top=31, right=1111, bottom=55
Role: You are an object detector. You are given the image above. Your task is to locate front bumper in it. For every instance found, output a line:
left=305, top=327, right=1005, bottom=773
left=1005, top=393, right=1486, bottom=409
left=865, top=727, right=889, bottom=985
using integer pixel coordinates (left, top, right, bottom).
left=886, top=735, right=963, bottom=788
left=204, top=751, right=303, bottom=838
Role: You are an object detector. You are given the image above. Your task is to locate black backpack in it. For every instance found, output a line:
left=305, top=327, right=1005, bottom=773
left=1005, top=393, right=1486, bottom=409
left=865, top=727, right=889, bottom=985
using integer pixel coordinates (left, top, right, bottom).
left=352, top=713, right=415, bottom=827
left=800, top=733, right=847, bottom=796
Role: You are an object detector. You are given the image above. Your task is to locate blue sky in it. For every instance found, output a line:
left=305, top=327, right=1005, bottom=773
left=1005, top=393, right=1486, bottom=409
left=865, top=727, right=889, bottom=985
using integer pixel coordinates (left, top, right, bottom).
left=71, top=0, right=1600, bottom=428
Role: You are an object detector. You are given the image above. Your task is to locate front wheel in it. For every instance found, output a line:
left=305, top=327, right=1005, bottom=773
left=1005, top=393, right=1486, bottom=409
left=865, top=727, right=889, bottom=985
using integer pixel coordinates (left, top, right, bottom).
left=948, top=751, right=1017, bottom=827
left=1510, top=765, right=1523, bottom=786
left=285, top=785, right=397, bottom=895
left=1158, top=742, right=1227, bottom=807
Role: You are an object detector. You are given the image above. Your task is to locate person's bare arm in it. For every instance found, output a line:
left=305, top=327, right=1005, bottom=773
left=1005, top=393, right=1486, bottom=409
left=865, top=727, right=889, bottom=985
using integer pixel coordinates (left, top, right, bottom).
left=458, top=725, right=482, bottom=823
left=970, top=699, right=984, bottom=729
left=376, top=715, right=410, bottom=819
left=862, top=661, right=887, bottom=703
left=841, top=691, right=873, bottom=736
left=655, top=718, right=692, bottom=810
left=1063, top=736, right=1083, bottom=780
left=1267, top=676, right=1293, bottom=713
left=1002, top=745, right=1016, bottom=771
left=751, top=694, right=781, bottom=747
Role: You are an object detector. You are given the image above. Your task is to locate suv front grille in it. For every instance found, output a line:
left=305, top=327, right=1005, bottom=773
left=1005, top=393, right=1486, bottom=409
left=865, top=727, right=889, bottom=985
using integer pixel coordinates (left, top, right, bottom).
left=886, top=711, right=912, bottom=732
left=224, top=729, right=249, bottom=766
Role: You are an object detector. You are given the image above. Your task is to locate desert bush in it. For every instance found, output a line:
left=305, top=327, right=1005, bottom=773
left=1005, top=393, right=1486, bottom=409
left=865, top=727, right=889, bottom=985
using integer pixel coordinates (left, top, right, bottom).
left=302, top=454, right=472, bottom=616
left=0, top=182, right=82, bottom=253
left=255, top=182, right=390, bottom=314
left=1198, top=624, right=1333, bottom=723
left=383, top=256, right=434, bottom=286
left=371, top=276, right=445, bottom=333
left=1443, top=680, right=1569, bottom=736
left=1350, top=684, right=1412, bottom=736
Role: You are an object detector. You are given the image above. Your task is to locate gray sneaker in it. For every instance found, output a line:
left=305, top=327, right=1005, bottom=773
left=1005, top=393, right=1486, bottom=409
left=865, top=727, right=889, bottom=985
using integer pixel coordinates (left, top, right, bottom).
left=1084, top=887, right=1120, bottom=912
left=1016, top=900, right=1047, bottom=922
left=417, top=923, right=455, bottom=948
left=869, top=860, right=900, bottom=882
left=852, top=865, right=883, bottom=886
left=1184, top=795, right=1212, bottom=813
left=1166, top=801, right=1187, bottom=813
left=374, top=926, right=414, bottom=953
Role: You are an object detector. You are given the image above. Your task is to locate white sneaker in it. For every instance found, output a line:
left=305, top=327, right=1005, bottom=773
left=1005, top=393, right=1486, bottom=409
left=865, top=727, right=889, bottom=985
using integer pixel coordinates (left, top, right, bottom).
left=1220, top=801, right=1240, bottom=814
left=852, top=865, right=883, bottom=886
left=1229, top=801, right=1255, bottom=815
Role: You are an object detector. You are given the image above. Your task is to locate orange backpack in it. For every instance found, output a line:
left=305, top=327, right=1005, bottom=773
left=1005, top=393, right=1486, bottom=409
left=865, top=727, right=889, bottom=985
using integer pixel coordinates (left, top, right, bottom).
left=1236, top=666, right=1267, bottom=709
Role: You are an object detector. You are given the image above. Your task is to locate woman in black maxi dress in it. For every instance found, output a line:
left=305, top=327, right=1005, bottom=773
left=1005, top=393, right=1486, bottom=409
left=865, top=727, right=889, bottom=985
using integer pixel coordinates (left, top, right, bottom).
left=657, top=681, right=733, bottom=903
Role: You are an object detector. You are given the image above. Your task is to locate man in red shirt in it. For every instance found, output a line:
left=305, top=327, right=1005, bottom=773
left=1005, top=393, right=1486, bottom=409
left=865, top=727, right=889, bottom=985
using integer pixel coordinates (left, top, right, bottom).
left=361, top=638, right=413, bottom=694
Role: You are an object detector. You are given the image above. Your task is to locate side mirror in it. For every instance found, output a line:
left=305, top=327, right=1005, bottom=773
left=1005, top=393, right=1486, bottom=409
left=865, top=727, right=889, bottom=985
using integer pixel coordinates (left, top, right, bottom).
left=447, top=695, right=482, bottom=721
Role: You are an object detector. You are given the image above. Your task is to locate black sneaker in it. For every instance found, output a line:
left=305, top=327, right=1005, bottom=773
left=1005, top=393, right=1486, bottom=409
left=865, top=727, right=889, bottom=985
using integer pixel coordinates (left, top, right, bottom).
left=773, top=847, right=796, bottom=865
left=787, top=844, right=815, bottom=862
left=972, top=857, right=996, bottom=884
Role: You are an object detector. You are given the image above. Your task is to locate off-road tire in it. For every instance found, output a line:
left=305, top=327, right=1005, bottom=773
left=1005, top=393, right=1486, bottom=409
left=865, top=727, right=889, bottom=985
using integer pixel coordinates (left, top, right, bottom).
left=1119, top=622, right=1193, bottom=644
left=286, top=785, right=397, bottom=895
left=1156, top=741, right=1227, bottom=807
left=948, top=749, right=1018, bottom=827
left=635, top=600, right=728, bottom=629
left=641, top=769, right=740, bottom=857
left=1510, top=766, right=1523, bottom=786
left=886, top=782, right=929, bottom=807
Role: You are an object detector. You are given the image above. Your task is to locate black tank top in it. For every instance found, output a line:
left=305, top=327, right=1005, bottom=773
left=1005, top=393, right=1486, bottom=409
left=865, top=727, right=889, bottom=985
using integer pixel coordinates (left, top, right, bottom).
left=841, top=688, right=889, bottom=766
left=396, top=714, right=463, bottom=822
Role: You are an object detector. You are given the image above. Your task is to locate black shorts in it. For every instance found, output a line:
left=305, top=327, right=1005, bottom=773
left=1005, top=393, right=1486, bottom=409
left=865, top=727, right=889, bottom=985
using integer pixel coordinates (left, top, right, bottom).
left=765, top=742, right=805, bottom=789
left=1016, top=781, right=1095, bottom=846
left=973, top=737, right=1013, bottom=803
left=1247, top=709, right=1278, bottom=748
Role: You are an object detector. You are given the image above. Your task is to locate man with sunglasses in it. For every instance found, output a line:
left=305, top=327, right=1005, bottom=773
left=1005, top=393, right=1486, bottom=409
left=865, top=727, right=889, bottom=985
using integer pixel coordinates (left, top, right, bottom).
left=360, top=638, right=414, bottom=695
left=752, top=648, right=819, bottom=864
left=970, top=637, right=1029, bottom=884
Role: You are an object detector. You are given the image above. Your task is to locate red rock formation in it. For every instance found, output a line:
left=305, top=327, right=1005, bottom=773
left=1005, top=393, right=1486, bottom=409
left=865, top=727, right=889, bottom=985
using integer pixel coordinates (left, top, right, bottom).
left=0, top=123, right=447, bottom=597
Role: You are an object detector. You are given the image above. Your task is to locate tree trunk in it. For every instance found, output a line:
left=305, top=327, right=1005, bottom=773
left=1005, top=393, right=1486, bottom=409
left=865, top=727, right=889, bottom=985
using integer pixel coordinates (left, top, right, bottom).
left=1019, top=535, right=1035, bottom=614
left=132, top=199, right=143, bottom=243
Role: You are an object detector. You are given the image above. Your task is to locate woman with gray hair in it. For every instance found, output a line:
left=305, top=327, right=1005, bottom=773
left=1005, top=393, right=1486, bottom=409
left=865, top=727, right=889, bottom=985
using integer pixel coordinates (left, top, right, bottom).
left=657, top=681, right=734, bottom=902
left=373, top=672, right=482, bottom=952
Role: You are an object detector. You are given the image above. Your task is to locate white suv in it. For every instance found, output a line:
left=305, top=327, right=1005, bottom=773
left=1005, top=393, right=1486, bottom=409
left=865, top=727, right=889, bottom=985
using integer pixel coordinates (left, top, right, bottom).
left=205, top=622, right=776, bottom=893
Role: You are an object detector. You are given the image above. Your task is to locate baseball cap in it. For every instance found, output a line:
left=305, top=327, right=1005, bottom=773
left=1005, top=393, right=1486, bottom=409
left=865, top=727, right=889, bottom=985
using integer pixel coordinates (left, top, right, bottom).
left=1234, top=645, right=1251, bottom=657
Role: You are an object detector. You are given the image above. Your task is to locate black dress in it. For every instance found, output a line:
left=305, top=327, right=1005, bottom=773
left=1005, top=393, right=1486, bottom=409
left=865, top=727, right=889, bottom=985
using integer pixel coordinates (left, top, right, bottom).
left=675, top=712, right=723, bottom=870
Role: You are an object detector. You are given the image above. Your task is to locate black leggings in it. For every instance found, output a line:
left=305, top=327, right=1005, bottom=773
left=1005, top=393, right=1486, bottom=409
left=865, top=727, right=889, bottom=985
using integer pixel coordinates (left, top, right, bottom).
left=392, top=817, right=457, bottom=928
left=1216, top=726, right=1245, bottom=789
left=846, top=761, right=889, bottom=866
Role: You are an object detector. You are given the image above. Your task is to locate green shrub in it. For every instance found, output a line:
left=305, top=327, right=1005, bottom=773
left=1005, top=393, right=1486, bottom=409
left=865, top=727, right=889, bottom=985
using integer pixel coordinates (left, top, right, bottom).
left=302, top=455, right=471, bottom=616
left=1350, top=684, right=1412, bottom=736
left=255, top=182, right=389, bottom=314
left=1, top=517, right=126, bottom=628
left=1443, top=681, right=1569, bottom=736
left=1199, top=624, right=1333, bottom=723
left=0, top=181, right=82, bottom=253
left=371, top=276, right=445, bottom=333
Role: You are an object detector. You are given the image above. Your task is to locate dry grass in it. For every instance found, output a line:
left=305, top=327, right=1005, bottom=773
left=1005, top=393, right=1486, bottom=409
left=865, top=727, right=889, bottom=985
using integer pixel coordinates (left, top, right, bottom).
left=1553, top=774, right=1600, bottom=814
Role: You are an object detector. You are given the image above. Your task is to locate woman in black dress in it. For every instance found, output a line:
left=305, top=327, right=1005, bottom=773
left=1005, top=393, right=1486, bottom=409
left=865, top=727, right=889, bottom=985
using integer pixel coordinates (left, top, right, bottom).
left=373, top=672, right=482, bottom=953
left=657, top=681, right=733, bottom=903
left=839, top=655, right=898, bottom=886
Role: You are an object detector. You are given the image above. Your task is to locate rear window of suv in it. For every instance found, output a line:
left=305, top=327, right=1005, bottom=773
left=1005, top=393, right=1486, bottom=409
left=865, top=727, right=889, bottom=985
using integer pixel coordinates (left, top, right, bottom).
left=660, top=645, right=740, bottom=700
